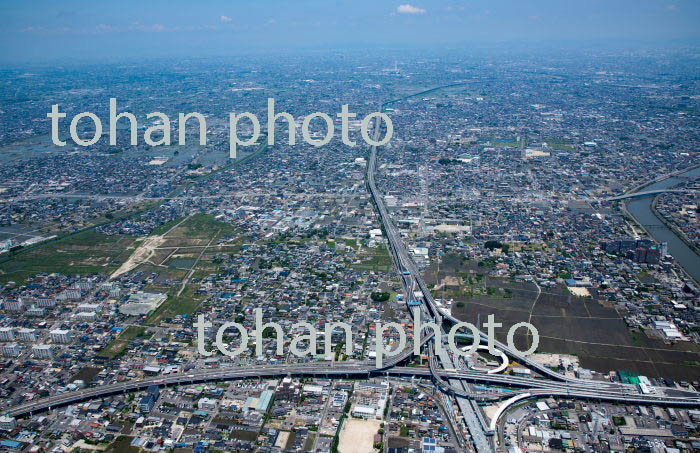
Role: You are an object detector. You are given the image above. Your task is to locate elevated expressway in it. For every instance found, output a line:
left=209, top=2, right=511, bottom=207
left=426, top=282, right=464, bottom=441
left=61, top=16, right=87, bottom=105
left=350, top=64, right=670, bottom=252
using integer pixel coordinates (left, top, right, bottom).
left=601, top=189, right=698, bottom=202
left=6, top=89, right=700, bottom=453
left=364, top=98, right=700, bottom=450
left=8, top=361, right=700, bottom=418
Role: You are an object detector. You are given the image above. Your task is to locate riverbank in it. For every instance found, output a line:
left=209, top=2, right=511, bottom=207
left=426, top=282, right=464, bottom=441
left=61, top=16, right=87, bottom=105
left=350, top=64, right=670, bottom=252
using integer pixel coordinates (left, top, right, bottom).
left=651, top=195, right=700, bottom=257
left=623, top=162, right=700, bottom=196
left=623, top=164, right=700, bottom=286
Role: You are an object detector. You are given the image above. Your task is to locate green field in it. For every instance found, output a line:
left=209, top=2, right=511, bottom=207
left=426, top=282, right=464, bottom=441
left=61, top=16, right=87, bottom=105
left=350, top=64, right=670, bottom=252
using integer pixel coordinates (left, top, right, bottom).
left=0, top=210, right=242, bottom=326
left=99, top=325, right=149, bottom=359
left=70, top=366, right=103, bottom=384
left=159, top=213, right=239, bottom=248
left=0, top=231, right=135, bottom=285
left=105, top=436, right=140, bottom=453
left=352, top=244, right=393, bottom=272
left=546, top=140, right=576, bottom=151
left=0, top=138, right=265, bottom=286
left=143, top=213, right=243, bottom=325
left=492, top=138, right=527, bottom=148
left=146, top=285, right=205, bottom=325
left=176, top=213, right=238, bottom=239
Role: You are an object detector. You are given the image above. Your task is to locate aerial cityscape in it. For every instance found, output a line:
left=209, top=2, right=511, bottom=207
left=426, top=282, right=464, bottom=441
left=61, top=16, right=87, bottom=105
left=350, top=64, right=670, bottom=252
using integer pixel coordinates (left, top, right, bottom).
left=0, top=1, right=699, bottom=452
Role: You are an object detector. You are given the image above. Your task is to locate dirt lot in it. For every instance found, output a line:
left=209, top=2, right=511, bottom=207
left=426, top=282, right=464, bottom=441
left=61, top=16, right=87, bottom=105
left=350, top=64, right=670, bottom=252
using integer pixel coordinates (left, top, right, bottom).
left=425, top=254, right=700, bottom=380
left=338, top=419, right=382, bottom=453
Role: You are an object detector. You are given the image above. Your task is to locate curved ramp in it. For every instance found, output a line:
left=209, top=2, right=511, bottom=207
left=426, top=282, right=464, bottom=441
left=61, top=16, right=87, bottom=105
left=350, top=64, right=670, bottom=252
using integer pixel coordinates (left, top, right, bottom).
left=489, top=392, right=531, bottom=432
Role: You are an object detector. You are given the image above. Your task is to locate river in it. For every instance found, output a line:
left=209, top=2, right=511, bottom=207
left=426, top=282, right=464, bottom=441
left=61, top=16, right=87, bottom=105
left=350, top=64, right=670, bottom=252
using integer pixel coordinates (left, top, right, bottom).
left=626, top=166, right=700, bottom=284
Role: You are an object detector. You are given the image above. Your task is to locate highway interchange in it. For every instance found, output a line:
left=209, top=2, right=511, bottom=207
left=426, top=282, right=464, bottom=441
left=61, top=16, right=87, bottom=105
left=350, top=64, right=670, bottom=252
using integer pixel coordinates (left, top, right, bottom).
left=365, top=96, right=700, bottom=451
left=6, top=88, right=700, bottom=452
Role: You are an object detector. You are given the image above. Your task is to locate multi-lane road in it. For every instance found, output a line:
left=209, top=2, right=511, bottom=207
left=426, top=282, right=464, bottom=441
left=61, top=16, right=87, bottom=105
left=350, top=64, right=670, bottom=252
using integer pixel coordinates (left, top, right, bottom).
left=6, top=87, right=700, bottom=453
left=364, top=94, right=700, bottom=451
left=9, top=358, right=700, bottom=418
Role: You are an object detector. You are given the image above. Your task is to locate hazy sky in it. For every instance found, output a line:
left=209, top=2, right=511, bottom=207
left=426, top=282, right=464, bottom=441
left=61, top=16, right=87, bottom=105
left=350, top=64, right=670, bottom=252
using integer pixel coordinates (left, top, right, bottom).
left=1, top=0, right=699, bottom=63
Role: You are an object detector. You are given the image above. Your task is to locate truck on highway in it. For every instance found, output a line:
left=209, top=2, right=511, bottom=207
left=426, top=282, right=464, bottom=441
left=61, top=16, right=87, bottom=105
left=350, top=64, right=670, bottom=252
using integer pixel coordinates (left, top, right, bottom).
left=638, top=383, right=654, bottom=394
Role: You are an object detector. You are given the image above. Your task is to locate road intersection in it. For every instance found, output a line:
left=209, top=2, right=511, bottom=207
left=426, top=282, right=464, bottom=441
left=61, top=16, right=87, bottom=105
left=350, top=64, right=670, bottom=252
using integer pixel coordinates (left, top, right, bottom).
left=7, top=88, right=700, bottom=453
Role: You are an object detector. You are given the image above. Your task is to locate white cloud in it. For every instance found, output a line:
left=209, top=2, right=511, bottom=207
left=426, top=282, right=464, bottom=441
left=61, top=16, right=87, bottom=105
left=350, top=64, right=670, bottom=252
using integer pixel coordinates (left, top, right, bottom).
left=20, top=22, right=219, bottom=35
left=220, top=15, right=232, bottom=23
left=95, top=23, right=116, bottom=32
left=131, top=23, right=165, bottom=32
left=397, top=4, right=426, bottom=14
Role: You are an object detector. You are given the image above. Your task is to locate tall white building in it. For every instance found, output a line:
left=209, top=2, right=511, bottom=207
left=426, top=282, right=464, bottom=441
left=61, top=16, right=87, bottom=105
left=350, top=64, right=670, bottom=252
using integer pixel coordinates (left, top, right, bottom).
left=50, top=329, right=72, bottom=344
left=0, top=415, right=16, bottom=431
left=77, top=303, right=100, bottom=312
left=26, top=307, right=46, bottom=317
left=36, top=298, right=56, bottom=308
left=16, top=328, right=36, bottom=342
left=32, top=344, right=54, bottom=359
left=3, top=299, right=24, bottom=312
left=0, top=327, right=14, bottom=342
left=75, top=312, right=97, bottom=322
left=1, top=343, right=21, bottom=357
